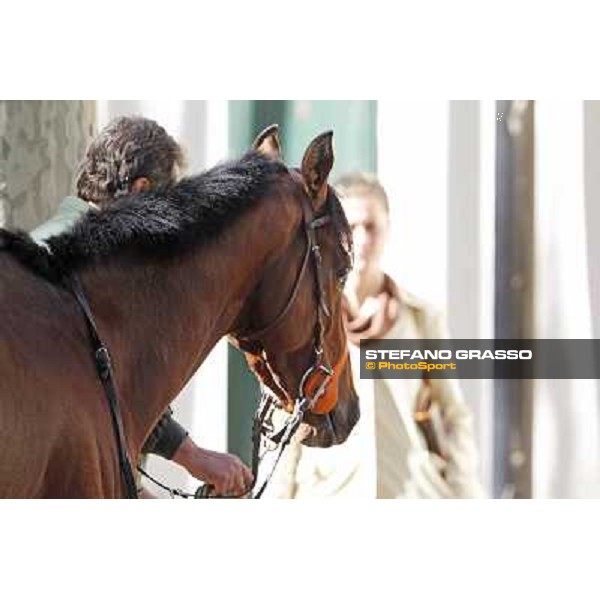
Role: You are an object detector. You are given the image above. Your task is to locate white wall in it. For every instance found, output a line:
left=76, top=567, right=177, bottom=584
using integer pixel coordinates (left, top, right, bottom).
left=377, top=100, right=495, bottom=495
left=378, top=99, right=600, bottom=498
left=533, top=101, right=600, bottom=498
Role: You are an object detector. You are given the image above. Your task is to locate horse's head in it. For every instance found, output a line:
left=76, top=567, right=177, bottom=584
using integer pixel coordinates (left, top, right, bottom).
left=232, top=125, right=359, bottom=448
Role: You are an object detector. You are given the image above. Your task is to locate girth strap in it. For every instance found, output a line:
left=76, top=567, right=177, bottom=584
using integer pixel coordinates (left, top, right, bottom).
left=68, top=274, right=138, bottom=499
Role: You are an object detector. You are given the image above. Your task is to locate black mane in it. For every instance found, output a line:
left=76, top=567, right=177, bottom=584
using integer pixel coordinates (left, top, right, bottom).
left=0, top=152, right=287, bottom=281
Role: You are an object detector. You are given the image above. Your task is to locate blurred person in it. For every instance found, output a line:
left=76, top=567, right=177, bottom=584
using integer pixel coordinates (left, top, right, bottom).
left=268, top=173, right=484, bottom=498
left=30, top=115, right=253, bottom=498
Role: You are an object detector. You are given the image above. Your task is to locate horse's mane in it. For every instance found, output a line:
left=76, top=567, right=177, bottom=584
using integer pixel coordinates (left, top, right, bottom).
left=0, top=151, right=287, bottom=282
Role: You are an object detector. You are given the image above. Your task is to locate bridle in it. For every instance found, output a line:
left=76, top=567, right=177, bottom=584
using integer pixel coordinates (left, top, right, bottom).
left=237, top=187, right=335, bottom=408
left=66, top=178, right=348, bottom=500
left=230, top=183, right=347, bottom=498
left=140, top=183, right=349, bottom=499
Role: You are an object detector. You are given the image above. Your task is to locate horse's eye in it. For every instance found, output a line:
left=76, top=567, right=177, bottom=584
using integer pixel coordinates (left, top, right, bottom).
left=336, top=267, right=351, bottom=289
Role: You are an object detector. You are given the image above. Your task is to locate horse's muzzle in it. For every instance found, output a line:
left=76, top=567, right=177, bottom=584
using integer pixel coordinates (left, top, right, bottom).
left=300, top=387, right=360, bottom=448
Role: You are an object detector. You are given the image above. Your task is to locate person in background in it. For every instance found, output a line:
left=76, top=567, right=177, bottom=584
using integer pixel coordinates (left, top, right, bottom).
left=30, top=116, right=253, bottom=498
left=268, top=173, right=484, bottom=499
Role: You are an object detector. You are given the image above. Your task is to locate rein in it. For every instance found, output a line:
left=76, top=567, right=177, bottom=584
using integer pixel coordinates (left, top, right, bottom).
left=68, top=274, right=138, bottom=499
left=137, top=391, right=306, bottom=499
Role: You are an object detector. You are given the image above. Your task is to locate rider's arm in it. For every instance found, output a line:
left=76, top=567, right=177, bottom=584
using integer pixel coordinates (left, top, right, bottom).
left=142, top=408, right=188, bottom=459
left=141, top=409, right=253, bottom=496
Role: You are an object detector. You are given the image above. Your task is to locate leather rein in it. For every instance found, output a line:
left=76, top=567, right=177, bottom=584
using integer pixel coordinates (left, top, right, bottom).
left=67, top=189, right=340, bottom=499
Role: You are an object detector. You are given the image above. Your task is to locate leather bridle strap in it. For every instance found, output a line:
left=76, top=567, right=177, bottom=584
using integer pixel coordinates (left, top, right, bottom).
left=236, top=196, right=333, bottom=388
left=239, top=214, right=319, bottom=344
left=67, top=274, right=138, bottom=499
left=305, top=208, right=331, bottom=322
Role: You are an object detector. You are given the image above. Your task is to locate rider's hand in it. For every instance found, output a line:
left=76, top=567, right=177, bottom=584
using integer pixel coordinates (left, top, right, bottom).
left=172, top=437, right=253, bottom=497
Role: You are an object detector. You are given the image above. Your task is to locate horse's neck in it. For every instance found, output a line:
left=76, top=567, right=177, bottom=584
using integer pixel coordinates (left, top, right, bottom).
left=79, top=226, right=276, bottom=454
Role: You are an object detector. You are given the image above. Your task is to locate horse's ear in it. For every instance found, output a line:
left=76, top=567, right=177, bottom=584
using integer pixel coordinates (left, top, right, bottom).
left=252, top=124, right=282, bottom=160
left=301, top=131, right=334, bottom=208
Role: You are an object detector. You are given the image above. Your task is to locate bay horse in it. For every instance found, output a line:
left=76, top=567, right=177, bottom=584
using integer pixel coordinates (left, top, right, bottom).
left=0, top=126, right=359, bottom=498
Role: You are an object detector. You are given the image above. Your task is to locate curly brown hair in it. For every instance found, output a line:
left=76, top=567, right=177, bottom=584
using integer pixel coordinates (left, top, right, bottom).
left=75, top=116, right=185, bottom=207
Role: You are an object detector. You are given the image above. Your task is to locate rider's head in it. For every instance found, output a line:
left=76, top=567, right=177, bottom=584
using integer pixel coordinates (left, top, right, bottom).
left=75, top=116, right=185, bottom=208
